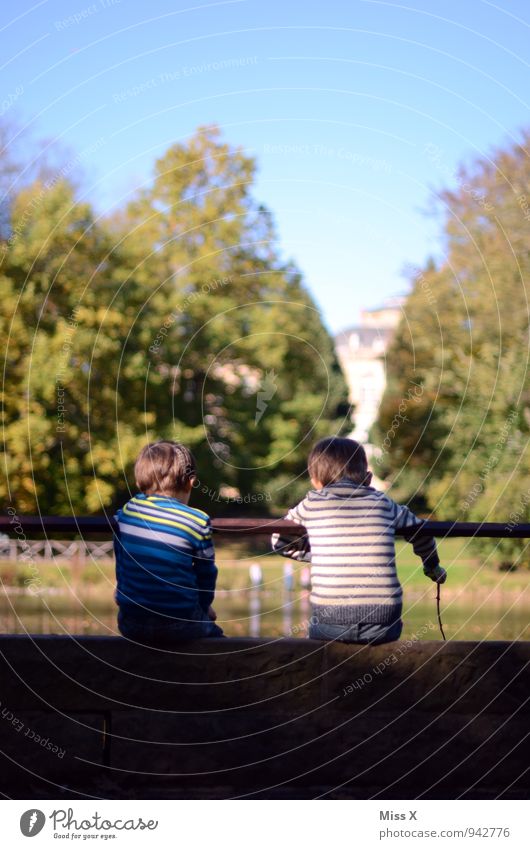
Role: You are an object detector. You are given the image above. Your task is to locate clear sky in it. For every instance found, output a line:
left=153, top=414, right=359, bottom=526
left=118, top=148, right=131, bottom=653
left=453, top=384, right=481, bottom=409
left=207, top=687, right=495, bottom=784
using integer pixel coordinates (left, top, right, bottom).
left=2, top=0, right=529, bottom=332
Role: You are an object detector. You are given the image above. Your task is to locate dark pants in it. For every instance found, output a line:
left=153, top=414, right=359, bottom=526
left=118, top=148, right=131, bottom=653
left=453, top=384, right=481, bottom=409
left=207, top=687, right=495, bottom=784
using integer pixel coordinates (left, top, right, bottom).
left=309, top=618, right=402, bottom=645
left=118, top=605, right=224, bottom=644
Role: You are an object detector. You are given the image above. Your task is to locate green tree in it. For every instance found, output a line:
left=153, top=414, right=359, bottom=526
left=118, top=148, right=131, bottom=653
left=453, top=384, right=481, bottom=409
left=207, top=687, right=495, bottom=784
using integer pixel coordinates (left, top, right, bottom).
left=0, top=178, right=153, bottom=512
left=117, top=125, right=348, bottom=512
left=1, top=125, right=348, bottom=515
left=373, top=131, right=530, bottom=566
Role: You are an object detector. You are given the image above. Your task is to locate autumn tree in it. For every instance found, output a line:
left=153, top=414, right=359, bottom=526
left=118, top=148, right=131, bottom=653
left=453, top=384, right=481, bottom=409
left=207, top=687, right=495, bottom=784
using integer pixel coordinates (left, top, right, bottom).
left=373, top=131, right=530, bottom=566
left=1, top=125, right=348, bottom=514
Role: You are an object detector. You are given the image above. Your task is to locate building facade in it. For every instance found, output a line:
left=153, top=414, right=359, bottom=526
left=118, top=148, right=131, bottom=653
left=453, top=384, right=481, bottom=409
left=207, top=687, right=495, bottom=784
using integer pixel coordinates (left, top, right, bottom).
left=335, top=298, right=403, bottom=446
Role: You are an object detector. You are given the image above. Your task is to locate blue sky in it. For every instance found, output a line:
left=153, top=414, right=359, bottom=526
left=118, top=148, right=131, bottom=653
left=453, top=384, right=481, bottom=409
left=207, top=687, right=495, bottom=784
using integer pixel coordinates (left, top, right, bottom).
left=2, top=0, right=529, bottom=331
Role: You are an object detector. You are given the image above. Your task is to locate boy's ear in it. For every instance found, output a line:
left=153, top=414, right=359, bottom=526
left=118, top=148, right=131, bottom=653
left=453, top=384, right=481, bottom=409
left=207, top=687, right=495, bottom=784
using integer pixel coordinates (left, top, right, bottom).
left=365, top=470, right=373, bottom=486
left=187, top=476, right=196, bottom=491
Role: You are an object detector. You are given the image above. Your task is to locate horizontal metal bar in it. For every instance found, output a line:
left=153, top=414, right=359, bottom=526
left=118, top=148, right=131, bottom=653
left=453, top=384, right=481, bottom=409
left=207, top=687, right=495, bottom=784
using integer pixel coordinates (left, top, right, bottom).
left=1, top=515, right=530, bottom=538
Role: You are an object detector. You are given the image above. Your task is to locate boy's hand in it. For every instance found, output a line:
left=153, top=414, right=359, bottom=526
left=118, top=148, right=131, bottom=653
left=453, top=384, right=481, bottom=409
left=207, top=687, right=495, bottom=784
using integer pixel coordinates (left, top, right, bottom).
left=425, top=565, right=447, bottom=584
left=207, top=605, right=217, bottom=620
left=271, top=532, right=311, bottom=562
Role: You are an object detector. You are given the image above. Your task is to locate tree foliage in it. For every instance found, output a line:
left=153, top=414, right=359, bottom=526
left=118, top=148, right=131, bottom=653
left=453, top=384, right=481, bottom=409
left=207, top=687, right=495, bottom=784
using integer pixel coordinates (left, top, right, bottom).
left=1, top=125, right=348, bottom=515
left=373, top=131, right=530, bottom=566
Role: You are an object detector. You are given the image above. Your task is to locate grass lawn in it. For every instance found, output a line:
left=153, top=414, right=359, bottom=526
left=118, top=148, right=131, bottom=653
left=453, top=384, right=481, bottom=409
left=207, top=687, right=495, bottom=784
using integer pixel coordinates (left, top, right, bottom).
left=396, top=538, right=529, bottom=595
left=0, top=538, right=527, bottom=595
left=0, top=537, right=527, bottom=639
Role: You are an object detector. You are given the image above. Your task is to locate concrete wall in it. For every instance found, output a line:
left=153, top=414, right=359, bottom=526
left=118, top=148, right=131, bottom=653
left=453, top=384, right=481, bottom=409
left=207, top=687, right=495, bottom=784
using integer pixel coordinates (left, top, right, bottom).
left=0, top=636, right=528, bottom=799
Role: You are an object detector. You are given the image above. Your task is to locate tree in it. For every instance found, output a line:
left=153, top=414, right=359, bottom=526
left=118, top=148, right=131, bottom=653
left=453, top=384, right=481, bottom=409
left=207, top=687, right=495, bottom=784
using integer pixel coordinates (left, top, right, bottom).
left=0, top=178, right=152, bottom=513
left=1, top=125, right=348, bottom=515
left=116, top=125, right=348, bottom=512
left=373, top=131, right=530, bottom=566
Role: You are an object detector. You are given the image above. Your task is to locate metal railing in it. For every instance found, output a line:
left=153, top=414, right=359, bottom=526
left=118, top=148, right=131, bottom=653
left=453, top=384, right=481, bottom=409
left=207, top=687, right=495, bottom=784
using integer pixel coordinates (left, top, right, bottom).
left=1, top=515, right=530, bottom=538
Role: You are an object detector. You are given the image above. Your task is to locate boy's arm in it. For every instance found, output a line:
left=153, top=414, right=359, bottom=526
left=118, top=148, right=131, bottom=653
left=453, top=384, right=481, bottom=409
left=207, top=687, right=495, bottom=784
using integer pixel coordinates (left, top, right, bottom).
left=193, top=520, right=218, bottom=611
left=272, top=533, right=312, bottom=562
left=393, top=503, right=446, bottom=583
left=112, top=517, right=121, bottom=605
left=271, top=501, right=311, bottom=562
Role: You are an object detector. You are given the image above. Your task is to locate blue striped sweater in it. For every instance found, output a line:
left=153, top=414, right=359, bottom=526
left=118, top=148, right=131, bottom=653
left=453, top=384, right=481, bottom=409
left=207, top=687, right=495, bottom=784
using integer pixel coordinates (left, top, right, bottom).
left=114, top=494, right=217, bottom=617
left=285, top=479, right=440, bottom=626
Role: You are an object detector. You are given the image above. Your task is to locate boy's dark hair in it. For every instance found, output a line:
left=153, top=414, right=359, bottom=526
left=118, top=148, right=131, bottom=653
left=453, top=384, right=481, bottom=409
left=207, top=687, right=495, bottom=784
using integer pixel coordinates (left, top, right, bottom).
left=134, top=441, right=196, bottom=496
left=308, top=436, right=368, bottom=486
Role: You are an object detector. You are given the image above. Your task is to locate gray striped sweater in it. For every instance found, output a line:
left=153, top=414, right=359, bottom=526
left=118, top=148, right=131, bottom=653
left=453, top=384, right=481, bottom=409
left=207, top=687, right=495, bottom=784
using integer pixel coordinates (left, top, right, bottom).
left=284, top=479, right=440, bottom=626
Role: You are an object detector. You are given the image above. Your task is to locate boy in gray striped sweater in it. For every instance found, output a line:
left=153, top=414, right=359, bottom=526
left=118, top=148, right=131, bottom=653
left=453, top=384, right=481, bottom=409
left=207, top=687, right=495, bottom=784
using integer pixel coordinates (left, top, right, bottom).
left=274, top=437, right=446, bottom=644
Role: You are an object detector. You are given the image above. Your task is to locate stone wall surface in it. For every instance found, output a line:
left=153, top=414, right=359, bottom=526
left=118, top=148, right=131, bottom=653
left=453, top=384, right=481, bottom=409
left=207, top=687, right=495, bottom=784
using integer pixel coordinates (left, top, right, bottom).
left=0, top=636, right=528, bottom=799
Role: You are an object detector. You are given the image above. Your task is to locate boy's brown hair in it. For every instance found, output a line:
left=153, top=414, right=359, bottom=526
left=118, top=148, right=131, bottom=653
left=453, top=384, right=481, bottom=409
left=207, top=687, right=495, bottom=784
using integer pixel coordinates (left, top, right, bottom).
left=308, top=436, right=368, bottom=487
left=134, top=441, right=196, bottom=496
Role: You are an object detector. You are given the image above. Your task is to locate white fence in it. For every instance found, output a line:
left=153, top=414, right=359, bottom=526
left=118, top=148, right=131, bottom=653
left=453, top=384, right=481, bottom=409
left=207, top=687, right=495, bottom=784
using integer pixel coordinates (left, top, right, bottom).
left=0, top=538, right=114, bottom=563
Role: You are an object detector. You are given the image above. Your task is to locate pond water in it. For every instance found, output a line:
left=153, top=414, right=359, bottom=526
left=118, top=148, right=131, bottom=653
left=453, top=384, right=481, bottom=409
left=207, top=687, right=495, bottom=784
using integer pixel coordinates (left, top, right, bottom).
left=0, top=586, right=528, bottom=641
left=1, top=538, right=528, bottom=641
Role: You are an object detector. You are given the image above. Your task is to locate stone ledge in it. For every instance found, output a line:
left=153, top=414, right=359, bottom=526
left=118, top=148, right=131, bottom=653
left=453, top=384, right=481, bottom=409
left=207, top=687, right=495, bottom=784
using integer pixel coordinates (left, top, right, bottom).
left=0, top=636, right=528, bottom=799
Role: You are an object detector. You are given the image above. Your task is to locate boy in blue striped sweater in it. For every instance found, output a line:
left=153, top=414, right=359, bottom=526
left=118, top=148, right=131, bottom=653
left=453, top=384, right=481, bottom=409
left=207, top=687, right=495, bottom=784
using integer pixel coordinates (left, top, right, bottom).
left=114, top=440, right=224, bottom=642
left=274, top=437, right=446, bottom=644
